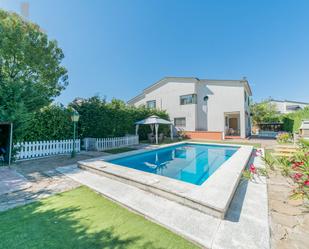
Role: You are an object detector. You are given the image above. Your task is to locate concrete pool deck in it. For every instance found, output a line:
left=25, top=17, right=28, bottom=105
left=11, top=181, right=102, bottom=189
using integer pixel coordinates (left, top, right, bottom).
left=77, top=141, right=253, bottom=218
left=56, top=150, right=269, bottom=249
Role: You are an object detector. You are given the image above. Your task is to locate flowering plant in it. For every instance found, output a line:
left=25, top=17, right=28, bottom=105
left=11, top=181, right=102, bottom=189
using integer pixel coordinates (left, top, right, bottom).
left=276, top=132, right=291, bottom=144
left=242, top=149, right=269, bottom=181
left=243, top=142, right=309, bottom=206
left=288, top=151, right=309, bottom=200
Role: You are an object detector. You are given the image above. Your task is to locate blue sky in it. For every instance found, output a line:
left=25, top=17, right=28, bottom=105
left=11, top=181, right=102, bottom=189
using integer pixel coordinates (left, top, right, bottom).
left=1, top=0, right=309, bottom=104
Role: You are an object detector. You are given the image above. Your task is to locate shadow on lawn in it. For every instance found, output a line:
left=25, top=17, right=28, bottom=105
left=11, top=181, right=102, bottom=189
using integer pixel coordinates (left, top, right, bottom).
left=0, top=201, right=165, bottom=249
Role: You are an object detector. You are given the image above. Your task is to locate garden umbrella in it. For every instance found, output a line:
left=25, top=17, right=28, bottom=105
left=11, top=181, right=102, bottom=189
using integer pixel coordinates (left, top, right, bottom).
left=135, top=115, right=173, bottom=144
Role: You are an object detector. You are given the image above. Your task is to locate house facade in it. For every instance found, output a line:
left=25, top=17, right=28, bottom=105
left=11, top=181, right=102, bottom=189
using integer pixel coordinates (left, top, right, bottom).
left=128, top=77, right=252, bottom=139
left=269, top=99, right=309, bottom=114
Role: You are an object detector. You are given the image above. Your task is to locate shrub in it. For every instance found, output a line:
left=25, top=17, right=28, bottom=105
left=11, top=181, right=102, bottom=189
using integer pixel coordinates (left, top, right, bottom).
left=299, top=138, right=309, bottom=149
left=288, top=151, right=309, bottom=201
left=282, top=107, right=309, bottom=133
left=276, top=132, right=291, bottom=144
left=22, top=104, right=73, bottom=141
left=262, top=151, right=276, bottom=170
left=71, top=97, right=170, bottom=140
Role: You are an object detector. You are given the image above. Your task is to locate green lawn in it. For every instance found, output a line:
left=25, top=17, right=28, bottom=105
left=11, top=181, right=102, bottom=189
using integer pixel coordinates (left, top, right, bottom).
left=104, top=147, right=137, bottom=154
left=0, top=186, right=198, bottom=249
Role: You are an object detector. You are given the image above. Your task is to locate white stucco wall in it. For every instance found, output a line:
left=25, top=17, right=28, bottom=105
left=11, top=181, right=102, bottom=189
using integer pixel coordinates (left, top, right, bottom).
left=270, top=100, right=309, bottom=114
left=130, top=79, right=251, bottom=138
left=198, top=81, right=247, bottom=138
left=133, top=81, right=197, bottom=131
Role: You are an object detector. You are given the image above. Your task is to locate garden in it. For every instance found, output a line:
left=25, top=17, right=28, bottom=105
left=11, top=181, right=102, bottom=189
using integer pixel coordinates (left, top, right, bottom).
left=0, top=10, right=199, bottom=249
left=244, top=139, right=309, bottom=205
left=251, top=100, right=309, bottom=140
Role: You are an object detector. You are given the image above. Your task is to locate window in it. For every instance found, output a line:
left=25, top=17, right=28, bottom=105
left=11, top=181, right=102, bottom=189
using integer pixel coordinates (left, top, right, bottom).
left=244, top=91, right=247, bottom=102
left=146, top=100, right=156, bottom=109
left=174, top=117, right=186, bottom=127
left=180, top=94, right=197, bottom=105
left=286, top=105, right=301, bottom=111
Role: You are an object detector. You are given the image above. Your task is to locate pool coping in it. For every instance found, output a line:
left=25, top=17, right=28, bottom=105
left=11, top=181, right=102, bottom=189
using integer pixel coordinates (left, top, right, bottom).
left=78, top=141, right=253, bottom=218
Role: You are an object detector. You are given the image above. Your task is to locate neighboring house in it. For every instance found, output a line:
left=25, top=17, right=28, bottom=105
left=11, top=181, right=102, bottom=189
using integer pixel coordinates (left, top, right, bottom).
left=269, top=99, right=309, bottom=114
left=128, top=77, right=252, bottom=139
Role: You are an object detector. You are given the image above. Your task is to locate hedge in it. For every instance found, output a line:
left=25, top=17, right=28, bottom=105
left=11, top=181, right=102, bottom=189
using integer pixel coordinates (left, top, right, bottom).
left=70, top=97, right=170, bottom=140
left=21, top=97, right=170, bottom=141
left=22, top=104, right=73, bottom=141
left=282, top=107, right=309, bottom=133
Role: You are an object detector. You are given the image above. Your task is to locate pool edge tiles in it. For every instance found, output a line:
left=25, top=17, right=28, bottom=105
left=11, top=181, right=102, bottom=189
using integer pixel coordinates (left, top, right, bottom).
left=109, top=143, right=239, bottom=186
left=78, top=141, right=253, bottom=218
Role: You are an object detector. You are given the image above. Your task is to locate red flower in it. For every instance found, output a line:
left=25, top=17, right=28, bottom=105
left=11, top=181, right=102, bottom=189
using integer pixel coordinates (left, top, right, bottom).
left=255, top=149, right=262, bottom=157
left=249, top=164, right=257, bottom=174
left=292, top=161, right=304, bottom=169
left=304, top=180, right=309, bottom=187
left=292, top=173, right=303, bottom=181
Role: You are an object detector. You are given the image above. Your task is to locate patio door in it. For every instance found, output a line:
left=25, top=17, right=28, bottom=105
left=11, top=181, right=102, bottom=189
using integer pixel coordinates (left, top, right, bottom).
left=229, top=118, right=238, bottom=131
left=224, top=113, right=240, bottom=136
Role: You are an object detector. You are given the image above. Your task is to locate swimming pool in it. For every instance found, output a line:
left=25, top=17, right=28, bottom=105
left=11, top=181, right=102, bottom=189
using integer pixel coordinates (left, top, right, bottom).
left=109, top=143, right=238, bottom=185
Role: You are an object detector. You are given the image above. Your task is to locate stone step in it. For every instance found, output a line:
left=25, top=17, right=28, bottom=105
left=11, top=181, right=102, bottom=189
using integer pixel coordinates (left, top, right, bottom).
left=271, top=152, right=292, bottom=158
left=273, top=150, right=296, bottom=155
left=275, top=145, right=297, bottom=149
left=274, top=147, right=297, bottom=152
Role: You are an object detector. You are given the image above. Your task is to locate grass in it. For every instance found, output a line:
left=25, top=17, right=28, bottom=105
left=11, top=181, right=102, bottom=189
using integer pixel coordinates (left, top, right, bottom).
left=0, top=186, right=198, bottom=249
left=104, top=147, right=137, bottom=154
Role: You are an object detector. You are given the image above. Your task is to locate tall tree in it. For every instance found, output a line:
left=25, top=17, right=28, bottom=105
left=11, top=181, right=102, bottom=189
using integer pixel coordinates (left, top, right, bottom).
left=0, top=9, right=68, bottom=139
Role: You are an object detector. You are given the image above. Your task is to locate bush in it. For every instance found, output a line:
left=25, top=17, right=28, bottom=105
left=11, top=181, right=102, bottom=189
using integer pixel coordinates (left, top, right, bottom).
left=299, top=138, right=309, bottom=149
left=70, top=97, right=170, bottom=140
left=276, top=132, right=291, bottom=144
left=16, top=97, right=171, bottom=142
left=288, top=151, right=309, bottom=201
left=22, top=105, right=73, bottom=141
left=283, top=107, right=309, bottom=132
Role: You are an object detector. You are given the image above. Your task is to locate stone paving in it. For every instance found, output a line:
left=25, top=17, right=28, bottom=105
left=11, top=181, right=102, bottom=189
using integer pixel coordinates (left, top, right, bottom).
left=0, top=169, right=80, bottom=211
left=268, top=170, right=309, bottom=249
left=0, top=167, right=30, bottom=196
left=0, top=151, right=109, bottom=212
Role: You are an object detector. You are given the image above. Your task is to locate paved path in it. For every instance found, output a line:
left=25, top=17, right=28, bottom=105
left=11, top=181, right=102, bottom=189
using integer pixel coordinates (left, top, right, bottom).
left=0, top=167, right=30, bottom=196
left=57, top=153, right=270, bottom=249
left=268, top=171, right=309, bottom=249
left=0, top=152, right=109, bottom=212
left=0, top=168, right=80, bottom=211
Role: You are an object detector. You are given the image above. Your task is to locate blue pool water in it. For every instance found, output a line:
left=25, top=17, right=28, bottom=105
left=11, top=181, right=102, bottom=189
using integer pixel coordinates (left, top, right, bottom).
left=109, top=143, right=238, bottom=185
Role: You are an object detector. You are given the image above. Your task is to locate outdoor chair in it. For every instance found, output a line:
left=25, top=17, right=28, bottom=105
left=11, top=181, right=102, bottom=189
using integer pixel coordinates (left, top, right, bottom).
left=159, top=133, right=164, bottom=143
left=148, top=133, right=155, bottom=143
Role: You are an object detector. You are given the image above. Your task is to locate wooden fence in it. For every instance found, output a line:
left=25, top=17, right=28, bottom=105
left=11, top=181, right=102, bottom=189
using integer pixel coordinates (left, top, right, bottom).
left=95, top=135, right=139, bottom=151
left=15, top=139, right=81, bottom=160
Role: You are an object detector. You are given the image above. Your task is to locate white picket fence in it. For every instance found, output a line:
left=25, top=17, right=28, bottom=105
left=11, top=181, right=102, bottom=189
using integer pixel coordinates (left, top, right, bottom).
left=95, top=135, right=139, bottom=151
left=15, top=139, right=81, bottom=160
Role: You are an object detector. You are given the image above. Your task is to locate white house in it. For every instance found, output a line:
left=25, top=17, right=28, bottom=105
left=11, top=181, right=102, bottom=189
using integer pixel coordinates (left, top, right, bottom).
left=269, top=99, right=309, bottom=114
left=128, top=77, right=252, bottom=139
